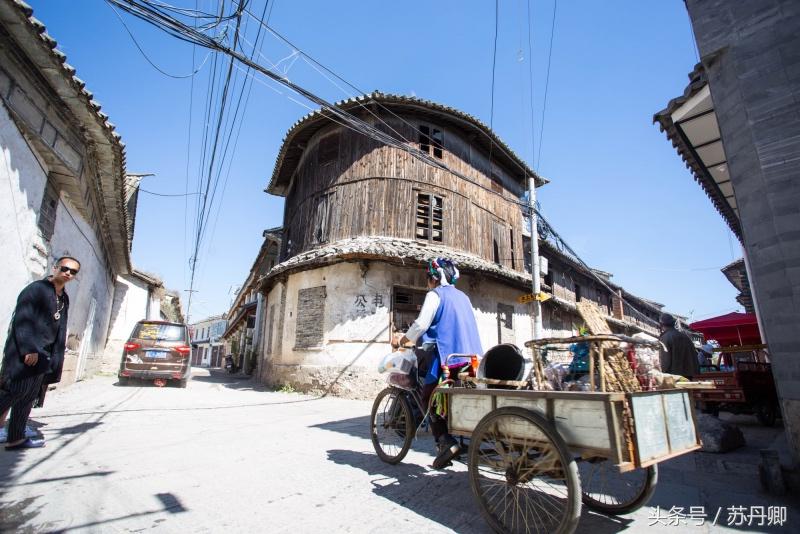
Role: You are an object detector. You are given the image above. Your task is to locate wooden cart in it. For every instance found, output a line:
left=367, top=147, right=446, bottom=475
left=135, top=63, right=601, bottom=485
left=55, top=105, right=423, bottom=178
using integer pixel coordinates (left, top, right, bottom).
left=371, top=335, right=702, bottom=534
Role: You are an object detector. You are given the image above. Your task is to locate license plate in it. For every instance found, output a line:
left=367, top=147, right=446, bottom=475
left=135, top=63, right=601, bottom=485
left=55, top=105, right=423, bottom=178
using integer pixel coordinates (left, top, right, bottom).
left=147, top=350, right=167, bottom=359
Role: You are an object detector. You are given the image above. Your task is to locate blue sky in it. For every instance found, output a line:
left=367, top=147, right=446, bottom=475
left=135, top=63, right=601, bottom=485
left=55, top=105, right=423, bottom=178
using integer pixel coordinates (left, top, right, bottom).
left=28, top=1, right=740, bottom=323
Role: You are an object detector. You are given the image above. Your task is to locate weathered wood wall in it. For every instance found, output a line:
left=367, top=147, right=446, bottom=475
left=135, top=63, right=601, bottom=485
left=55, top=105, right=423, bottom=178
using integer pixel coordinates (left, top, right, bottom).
left=280, top=111, right=529, bottom=272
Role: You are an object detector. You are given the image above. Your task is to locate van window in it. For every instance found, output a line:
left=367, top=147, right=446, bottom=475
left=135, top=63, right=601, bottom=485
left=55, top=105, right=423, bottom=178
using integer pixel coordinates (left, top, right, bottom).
left=133, top=323, right=186, bottom=342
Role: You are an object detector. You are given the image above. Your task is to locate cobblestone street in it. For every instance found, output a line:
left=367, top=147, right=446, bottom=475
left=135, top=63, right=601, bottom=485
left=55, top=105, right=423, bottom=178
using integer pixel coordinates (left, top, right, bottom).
left=0, top=370, right=795, bottom=533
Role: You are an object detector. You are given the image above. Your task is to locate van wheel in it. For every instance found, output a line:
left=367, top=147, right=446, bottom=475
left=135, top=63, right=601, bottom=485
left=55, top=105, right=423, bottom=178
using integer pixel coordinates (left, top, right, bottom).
left=118, top=377, right=129, bottom=386
left=176, top=379, right=188, bottom=389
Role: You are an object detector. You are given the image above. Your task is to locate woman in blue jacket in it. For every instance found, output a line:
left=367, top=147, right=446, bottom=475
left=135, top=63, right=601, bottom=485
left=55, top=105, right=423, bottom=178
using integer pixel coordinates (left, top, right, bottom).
left=393, top=258, right=483, bottom=468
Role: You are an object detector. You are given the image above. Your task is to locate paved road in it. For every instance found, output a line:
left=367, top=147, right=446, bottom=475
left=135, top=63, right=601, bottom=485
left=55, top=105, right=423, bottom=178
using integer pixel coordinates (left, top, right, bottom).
left=0, top=370, right=795, bottom=533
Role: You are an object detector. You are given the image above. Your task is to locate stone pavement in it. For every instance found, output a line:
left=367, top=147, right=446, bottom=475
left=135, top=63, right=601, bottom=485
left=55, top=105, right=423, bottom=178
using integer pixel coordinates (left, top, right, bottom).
left=0, top=369, right=796, bottom=533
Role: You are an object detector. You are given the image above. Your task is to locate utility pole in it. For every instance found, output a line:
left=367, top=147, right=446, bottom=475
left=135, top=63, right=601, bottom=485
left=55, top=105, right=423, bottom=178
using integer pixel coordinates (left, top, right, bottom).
left=529, top=177, right=543, bottom=340
left=183, top=289, right=199, bottom=324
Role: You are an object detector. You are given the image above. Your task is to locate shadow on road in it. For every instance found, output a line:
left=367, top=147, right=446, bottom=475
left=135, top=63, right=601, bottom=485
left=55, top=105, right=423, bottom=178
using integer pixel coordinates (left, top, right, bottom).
left=326, top=449, right=638, bottom=534
left=312, top=414, right=435, bottom=456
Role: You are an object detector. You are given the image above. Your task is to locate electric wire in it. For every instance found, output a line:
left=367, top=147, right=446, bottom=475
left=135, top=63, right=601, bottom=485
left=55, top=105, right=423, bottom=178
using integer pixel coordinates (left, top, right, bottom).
left=110, top=0, right=659, bottom=326
left=109, top=2, right=212, bottom=78
left=536, top=0, right=557, bottom=170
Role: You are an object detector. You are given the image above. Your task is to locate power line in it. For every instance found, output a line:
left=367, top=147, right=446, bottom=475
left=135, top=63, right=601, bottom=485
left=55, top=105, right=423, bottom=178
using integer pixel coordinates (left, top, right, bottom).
left=139, top=188, right=201, bottom=196
left=536, top=0, right=558, bottom=170
left=108, top=1, right=211, bottom=78
left=526, top=0, right=536, bottom=167
left=109, top=0, right=659, bottom=326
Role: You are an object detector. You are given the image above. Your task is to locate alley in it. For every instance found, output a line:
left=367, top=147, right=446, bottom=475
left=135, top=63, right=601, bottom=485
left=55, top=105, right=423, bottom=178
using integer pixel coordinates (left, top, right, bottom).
left=0, top=370, right=795, bottom=533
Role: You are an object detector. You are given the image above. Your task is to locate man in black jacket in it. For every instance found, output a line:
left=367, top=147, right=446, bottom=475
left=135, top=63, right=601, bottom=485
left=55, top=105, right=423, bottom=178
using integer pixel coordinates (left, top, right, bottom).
left=659, top=312, right=699, bottom=379
left=0, top=256, right=79, bottom=450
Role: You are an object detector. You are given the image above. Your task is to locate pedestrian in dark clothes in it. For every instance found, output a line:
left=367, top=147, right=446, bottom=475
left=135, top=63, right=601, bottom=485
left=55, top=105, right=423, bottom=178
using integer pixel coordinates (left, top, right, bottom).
left=0, top=256, right=79, bottom=450
left=659, top=312, right=699, bottom=379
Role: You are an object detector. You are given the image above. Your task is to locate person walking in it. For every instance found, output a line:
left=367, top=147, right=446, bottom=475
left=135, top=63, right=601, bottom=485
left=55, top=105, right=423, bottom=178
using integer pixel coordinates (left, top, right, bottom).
left=658, top=312, right=699, bottom=378
left=0, top=256, right=79, bottom=450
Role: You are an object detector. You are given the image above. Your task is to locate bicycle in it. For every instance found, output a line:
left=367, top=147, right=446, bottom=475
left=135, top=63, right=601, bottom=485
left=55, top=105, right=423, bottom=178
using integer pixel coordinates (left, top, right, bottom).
left=370, top=350, right=477, bottom=464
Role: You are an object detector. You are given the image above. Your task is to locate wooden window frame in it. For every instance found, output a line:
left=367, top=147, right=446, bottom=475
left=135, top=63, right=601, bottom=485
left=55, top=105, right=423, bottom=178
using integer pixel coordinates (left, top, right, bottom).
left=418, top=124, right=444, bottom=159
left=38, top=178, right=59, bottom=242
left=415, top=191, right=444, bottom=243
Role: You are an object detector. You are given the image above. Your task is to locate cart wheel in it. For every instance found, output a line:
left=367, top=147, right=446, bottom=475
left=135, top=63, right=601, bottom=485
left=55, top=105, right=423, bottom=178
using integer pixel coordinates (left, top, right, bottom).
left=370, top=387, right=414, bottom=464
left=756, top=401, right=778, bottom=427
left=468, top=407, right=581, bottom=534
left=579, top=458, right=658, bottom=515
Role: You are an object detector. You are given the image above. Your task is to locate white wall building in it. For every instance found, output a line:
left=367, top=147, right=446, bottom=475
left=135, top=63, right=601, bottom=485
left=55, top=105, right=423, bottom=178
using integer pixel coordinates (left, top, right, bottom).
left=190, top=315, right=227, bottom=368
left=0, top=1, right=138, bottom=385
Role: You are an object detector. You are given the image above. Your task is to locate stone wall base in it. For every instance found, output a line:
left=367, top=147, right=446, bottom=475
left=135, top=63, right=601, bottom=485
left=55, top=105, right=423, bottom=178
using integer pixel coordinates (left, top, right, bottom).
left=260, top=361, right=386, bottom=400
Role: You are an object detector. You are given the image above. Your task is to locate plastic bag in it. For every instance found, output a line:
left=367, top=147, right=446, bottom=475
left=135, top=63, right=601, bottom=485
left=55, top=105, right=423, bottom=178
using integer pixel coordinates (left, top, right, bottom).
left=378, top=349, right=417, bottom=374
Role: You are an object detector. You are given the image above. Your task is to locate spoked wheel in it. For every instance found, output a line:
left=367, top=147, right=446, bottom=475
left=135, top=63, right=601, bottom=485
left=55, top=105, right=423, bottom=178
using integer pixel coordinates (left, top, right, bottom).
left=468, top=407, right=581, bottom=534
left=579, top=458, right=658, bottom=515
left=370, top=387, right=414, bottom=464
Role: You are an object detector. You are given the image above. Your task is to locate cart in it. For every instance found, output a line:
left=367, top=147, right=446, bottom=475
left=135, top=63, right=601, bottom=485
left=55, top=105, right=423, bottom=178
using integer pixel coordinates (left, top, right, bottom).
left=370, top=335, right=702, bottom=534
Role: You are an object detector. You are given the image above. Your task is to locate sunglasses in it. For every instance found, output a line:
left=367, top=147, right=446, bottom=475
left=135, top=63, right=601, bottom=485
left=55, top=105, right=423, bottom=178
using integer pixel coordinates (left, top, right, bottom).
left=58, top=266, right=79, bottom=275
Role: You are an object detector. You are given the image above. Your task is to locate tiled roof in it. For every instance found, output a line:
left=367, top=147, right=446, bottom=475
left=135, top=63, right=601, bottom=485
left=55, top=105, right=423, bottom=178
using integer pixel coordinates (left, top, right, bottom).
left=1, top=0, right=132, bottom=271
left=262, top=236, right=533, bottom=289
left=653, top=64, right=742, bottom=241
left=266, top=91, right=547, bottom=196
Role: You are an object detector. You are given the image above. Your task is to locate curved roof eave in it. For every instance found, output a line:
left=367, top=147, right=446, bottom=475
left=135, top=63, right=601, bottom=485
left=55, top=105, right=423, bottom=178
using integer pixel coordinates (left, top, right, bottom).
left=2, top=0, right=132, bottom=272
left=653, top=64, right=742, bottom=242
left=265, top=92, right=547, bottom=197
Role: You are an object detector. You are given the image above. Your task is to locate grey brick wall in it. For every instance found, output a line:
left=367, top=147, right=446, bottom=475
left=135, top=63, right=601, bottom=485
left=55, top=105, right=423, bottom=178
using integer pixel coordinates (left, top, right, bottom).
left=294, top=286, right=326, bottom=348
left=687, top=0, right=800, bottom=462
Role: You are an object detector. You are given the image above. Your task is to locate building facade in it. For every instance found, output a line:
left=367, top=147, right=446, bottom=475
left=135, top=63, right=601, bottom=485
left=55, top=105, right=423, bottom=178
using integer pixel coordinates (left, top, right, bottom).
left=258, top=93, right=664, bottom=398
left=0, top=1, right=136, bottom=385
left=656, top=0, right=800, bottom=464
left=223, top=227, right=281, bottom=376
left=190, top=315, right=227, bottom=368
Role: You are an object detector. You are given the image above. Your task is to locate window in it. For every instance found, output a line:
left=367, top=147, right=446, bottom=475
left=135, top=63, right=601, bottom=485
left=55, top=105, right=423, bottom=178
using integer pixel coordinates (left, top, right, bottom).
left=415, top=192, right=443, bottom=242
left=575, top=284, right=582, bottom=303
left=509, top=229, right=516, bottom=270
left=392, top=287, right=427, bottom=333
left=38, top=179, right=59, bottom=241
left=418, top=125, right=443, bottom=159
left=318, top=133, right=339, bottom=166
left=313, top=193, right=333, bottom=244
left=492, top=221, right=505, bottom=265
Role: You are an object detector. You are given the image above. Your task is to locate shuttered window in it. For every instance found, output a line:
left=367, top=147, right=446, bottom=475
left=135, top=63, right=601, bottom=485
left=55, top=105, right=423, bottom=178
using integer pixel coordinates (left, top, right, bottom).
left=415, top=192, right=443, bottom=242
left=418, top=125, right=443, bottom=159
left=38, top=179, right=59, bottom=241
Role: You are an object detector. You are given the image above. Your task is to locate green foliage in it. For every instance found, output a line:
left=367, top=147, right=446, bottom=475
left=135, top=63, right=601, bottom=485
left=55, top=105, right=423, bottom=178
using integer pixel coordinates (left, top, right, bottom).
left=278, top=383, right=295, bottom=394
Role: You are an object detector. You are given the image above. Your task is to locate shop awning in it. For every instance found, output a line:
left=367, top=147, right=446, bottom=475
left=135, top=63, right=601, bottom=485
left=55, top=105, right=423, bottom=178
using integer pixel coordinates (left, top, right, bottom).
left=689, top=312, right=761, bottom=346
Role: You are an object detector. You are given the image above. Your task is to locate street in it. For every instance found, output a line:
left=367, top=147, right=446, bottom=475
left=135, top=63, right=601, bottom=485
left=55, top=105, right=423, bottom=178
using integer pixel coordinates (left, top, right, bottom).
left=0, top=369, right=795, bottom=533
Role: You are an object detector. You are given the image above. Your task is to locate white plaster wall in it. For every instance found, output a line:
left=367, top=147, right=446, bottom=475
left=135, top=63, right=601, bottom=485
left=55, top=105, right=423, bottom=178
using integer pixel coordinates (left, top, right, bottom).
left=1, top=105, right=116, bottom=382
left=0, top=103, right=50, bottom=351
left=107, top=275, right=150, bottom=342
left=262, top=261, right=537, bottom=396
left=50, top=194, right=115, bottom=381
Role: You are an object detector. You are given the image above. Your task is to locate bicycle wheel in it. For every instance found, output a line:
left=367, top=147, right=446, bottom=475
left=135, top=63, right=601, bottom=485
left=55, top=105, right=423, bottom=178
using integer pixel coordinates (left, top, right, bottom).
left=468, top=407, right=581, bottom=534
left=579, top=458, right=658, bottom=514
left=371, top=387, right=414, bottom=464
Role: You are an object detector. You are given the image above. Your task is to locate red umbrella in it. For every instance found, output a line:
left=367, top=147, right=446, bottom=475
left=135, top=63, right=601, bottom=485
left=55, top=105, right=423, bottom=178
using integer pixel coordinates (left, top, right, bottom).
left=689, top=312, right=761, bottom=346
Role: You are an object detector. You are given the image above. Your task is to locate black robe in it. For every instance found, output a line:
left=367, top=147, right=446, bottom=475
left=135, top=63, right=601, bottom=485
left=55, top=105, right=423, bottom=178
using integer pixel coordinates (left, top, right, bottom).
left=2, top=279, right=68, bottom=384
left=659, top=327, right=699, bottom=378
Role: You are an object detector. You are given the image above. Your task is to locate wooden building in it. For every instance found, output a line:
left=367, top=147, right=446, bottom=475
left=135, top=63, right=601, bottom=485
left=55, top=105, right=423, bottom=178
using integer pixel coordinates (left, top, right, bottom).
left=258, top=93, right=664, bottom=398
